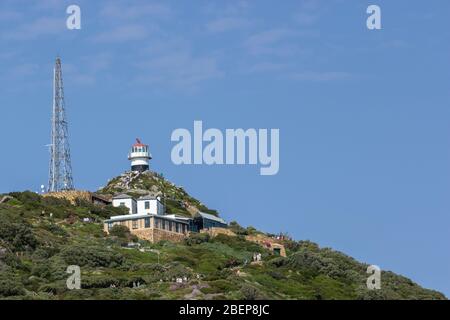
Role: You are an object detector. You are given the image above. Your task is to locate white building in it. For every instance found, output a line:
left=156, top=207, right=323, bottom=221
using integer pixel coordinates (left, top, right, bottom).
left=112, top=194, right=137, bottom=214
left=128, top=138, right=152, bottom=172
left=137, top=195, right=165, bottom=215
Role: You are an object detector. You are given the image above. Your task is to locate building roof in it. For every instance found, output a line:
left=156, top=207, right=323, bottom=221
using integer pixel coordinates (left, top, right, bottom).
left=112, top=193, right=134, bottom=200
left=137, top=194, right=160, bottom=201
left=106, top=213, right=151, bottom=222
left=197, top=212, right=227, bottom=224
left=164, top=214, right=193, bottom=222
left=133, top=138, right=147, bottom=147
left=105, top=213, right=188, bottom=224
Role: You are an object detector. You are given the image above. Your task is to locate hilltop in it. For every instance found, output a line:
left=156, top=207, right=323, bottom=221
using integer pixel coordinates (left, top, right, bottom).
left=0, top=172, right=446, bottom=300
left=97, top=171, right=219, bottom=217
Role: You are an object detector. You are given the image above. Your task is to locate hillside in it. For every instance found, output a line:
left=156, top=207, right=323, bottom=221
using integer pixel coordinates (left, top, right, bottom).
left=98, top=171, right=219, bottom=217
left=0, top=173, right=446, bottom=300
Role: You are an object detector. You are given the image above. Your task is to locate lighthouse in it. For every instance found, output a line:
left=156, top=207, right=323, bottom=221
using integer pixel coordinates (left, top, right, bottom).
left=128, top=138, right=152, bottom=172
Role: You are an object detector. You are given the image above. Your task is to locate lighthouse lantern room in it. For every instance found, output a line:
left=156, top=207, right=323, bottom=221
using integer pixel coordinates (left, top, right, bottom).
left=128, top=138, right=152, bottom=172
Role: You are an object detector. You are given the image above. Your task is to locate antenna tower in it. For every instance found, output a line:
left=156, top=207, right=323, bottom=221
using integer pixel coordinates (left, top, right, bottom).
left=48, top=57, right=74, bottom=192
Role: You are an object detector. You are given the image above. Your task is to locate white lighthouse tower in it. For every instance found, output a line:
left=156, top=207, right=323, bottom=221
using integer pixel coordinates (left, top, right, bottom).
left=128, top=138, right=152, bottom=172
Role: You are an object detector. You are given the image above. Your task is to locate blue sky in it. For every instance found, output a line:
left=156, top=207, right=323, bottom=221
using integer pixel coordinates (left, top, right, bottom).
left=0, top=0, right=449, bottom=296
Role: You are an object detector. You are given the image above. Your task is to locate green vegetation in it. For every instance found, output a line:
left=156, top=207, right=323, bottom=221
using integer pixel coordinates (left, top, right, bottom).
left=98, top=171, right=218, bottom=217
left=0, top=190, right=446, bottom=300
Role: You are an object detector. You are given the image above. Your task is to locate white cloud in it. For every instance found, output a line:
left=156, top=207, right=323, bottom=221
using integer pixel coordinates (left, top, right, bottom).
left=9, top=63, right=40, bottom=77
left=0, top=9, right=22, bottom=22
left=206, top=17, right=252, bottom=33
left=3, top=16, right=65, bottom=40
left=293, top=12, right=319, bottom=25
left=91, top=24, right=152, bottom=43
left=246, top=28, right=295, bottom=47
left=100, top=2, right=172, bottom=20
left=203, top=1, right=249, bottom=16
left=244, top=28, right=309, bottom=56
left=135, top=40, right=222, bottom=91
left=241, top=61, right=290, bottom=75
left=290, top=71, right=351, bottom=82
left=292, top=0, right=322, bottom=26
left=61, top=53, right=114, bottom=87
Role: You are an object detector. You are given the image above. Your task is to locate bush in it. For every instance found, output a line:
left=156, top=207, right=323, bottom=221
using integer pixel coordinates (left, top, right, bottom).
left=109, top=225, right=131, bottom=239
left=0, top=277, right=25, bottom=297
left=240, top=284, right=264, bottom=300
left=0, top=216, right=38, bottom=252
left=228, top=221, right=248, bottom=235
left=32, top=247, right=60, bottom=260
left=184, top=232, right=210, bottom=246
left=61, top=245, right=124, bottom=268
left=8, top=191, right=41, bottom=205
left=41, top=222, right=68, bottom=237
left=212, top=234, right=262, bottom=253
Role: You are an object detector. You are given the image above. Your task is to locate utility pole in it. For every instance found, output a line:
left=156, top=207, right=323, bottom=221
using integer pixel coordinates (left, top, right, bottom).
left=48, top=57, right=74, bottom=192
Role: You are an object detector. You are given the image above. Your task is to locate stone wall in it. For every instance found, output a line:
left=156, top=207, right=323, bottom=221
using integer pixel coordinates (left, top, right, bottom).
left=104, top=221, right=187, bottom=244
left=152, top=228, right=186, bottom=243
left=131, top=228, right=186, bottom=243
left=245, top=234, right=287, bottom=257
left=43, top=190, right=91, bottom=205
left=200, top=227, right=236, bottom=237
left=199, top=228, right=287, bottom=257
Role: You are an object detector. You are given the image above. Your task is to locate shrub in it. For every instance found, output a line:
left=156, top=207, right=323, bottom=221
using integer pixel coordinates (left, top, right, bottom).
left=240, top=284, right=264, bottom=300
left=61, top=245, right=125, bottom=267
left=228, top=221, right=248, bottom=235
left=0, top=276, right=25, bottom=297
left=109, top=225, right=131, bottom=239
left=184, top=233, right=210, bottom=246
left=41, top=222, right=68, bottom=237
left=8, top=191, right=41, bottom=205
left=81, top=276, right=121, bottom=289
left=0, top=215, right=38, bottom=252
left=32, top=247, right=60, bottom=260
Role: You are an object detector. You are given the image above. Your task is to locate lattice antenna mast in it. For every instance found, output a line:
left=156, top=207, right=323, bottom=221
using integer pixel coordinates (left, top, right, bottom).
left=48, top=57, right=74, bottom=192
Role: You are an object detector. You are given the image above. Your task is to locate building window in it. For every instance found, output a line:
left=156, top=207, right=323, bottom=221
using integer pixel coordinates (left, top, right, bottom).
left=108, top=222, right=113, bottom=230
left=145, top=218, right=150, bottom=228
left=132, top=220, right=138, bottom=229
left=120, top=202, right=125, bottom=206
left=145, top=201, right=150, bottom=209
left=176, top=223, right=180, bottom=233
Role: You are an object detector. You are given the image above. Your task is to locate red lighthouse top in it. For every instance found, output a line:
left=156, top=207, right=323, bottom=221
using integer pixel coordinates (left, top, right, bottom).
left=133, top=138, right=147, bottom=147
